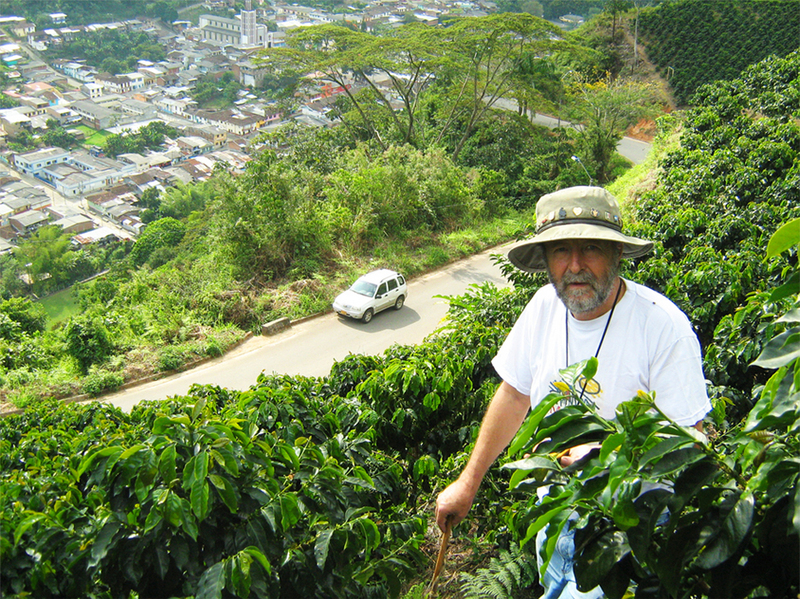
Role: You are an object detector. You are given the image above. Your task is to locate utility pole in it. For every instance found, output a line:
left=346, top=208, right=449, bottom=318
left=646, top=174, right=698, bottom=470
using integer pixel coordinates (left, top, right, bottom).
left=632, top=0, right=640, bottom=74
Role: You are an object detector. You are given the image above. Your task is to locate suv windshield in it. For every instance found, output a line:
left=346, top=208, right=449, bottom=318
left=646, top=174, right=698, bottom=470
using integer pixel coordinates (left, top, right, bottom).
left=350, top=279, right=377, bottom=297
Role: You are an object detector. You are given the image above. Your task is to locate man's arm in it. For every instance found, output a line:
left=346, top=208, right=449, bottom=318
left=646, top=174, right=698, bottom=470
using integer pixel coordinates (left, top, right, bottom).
left=434, top=381, right=530, bottom=531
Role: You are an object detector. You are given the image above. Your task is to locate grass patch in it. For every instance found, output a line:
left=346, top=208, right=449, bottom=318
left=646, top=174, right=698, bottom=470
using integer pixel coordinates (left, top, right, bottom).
left=38, top=287, right=82, bottom=328
left=76, top=125, right=112, bottom=148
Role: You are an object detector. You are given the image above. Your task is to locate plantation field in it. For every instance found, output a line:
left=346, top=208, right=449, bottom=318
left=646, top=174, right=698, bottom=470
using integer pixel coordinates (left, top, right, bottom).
left=38, top=287, right=81, bottom=328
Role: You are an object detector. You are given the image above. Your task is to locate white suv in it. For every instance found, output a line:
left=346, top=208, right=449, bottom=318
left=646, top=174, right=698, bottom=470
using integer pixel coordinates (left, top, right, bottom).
left=332, top=269, right=407, bottom=323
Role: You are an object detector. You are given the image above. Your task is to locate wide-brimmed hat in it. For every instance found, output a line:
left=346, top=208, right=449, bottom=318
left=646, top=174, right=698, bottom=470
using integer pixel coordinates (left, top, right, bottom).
left=508, top=186, right=653, bottom=273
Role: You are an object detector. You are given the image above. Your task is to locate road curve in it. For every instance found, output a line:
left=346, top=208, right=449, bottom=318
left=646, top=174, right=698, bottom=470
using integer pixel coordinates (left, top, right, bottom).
left=101, top=132, right=652, bottom=412
left=102, top=244, right=515, bottom=411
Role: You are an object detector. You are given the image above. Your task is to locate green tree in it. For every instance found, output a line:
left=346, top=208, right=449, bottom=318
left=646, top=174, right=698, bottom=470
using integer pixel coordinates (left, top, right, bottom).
left=63, top=313, right=114, bottom=373
left=259, top=15, right=567, bottom=158
left=604, top=0, right=632, bottom=39
left=129, top=217, right=187, bottom=267
left=565, top=73, right=656, bottom=183
left=13, top=226, right=73, bottom=295
left=0, top=297, right=46, bottom=339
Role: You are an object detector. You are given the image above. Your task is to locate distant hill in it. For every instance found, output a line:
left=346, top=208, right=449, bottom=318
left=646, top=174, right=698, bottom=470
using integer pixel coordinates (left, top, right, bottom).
left=638, top=0, right=800, bottom=106
left=0, top=0, right=180, bottom=27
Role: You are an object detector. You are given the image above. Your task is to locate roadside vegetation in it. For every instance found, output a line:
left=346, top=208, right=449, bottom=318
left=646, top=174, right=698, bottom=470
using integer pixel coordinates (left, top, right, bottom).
left=1, top=4, right=799, bottom=598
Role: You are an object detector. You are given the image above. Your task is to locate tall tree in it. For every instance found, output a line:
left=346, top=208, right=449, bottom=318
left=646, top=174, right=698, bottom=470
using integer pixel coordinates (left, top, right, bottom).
left=565, top=72, right=656, bottom=183
left=257, top=14, right=568, bottom=159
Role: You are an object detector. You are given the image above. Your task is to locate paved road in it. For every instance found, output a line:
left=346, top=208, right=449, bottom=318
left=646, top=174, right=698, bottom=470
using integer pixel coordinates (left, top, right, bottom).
left=492, top=98, right=652, bottom=165
left=102, top=245, right=515, bottom=411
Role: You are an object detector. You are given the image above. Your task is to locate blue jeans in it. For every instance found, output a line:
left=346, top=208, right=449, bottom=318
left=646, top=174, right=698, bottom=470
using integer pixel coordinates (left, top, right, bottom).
left=535, top=516, right=604, bottom=599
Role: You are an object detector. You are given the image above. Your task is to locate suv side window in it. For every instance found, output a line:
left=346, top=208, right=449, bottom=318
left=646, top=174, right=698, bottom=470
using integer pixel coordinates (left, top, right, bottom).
left=397, top=275, right=405, bottom=285
left=387, top=279, right=398, bottom=292
left=377, top=282, right=388, bottom=296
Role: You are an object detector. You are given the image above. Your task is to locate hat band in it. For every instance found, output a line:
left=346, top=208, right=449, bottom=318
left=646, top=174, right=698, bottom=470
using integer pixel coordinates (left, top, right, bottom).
left=537, top=217, right=623, bottom=235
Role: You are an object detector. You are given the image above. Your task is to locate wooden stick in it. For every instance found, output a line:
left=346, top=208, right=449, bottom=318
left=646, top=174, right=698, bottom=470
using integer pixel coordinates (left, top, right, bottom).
left=426, top=518, right=453, bottom=598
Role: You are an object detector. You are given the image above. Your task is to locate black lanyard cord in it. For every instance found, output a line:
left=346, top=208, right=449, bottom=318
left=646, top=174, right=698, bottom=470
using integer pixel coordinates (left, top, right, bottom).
left=565, top=279, right=624, bottom=401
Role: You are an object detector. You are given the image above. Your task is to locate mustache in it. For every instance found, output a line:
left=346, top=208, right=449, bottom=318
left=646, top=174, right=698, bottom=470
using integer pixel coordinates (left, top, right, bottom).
left=561, top=272, right=597, bottom=285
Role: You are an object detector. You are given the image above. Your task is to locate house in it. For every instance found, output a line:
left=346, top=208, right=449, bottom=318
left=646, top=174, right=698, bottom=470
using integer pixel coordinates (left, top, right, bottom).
left=71, top=227, right=118, bottom=247
left=95, top=72, right=145, bottom=94
left=176, top=135, right=212, bottom=157
left=82, top=82, right=104, bottom=99
left=52, top=213, right=95, bottom=234
left=69, top=100, right=120, bottom=129
left=10, top=22, right=34, bottom=38
left=154, top=95, right=195, bottom=117
left=185, top=123, right=227, bottom=147
left=119, top=98, right=158, bottom=120
left=9, top=209, right=50, bottom=236
left=0, top=108, right=32, bottom=136
left=12, top=147, right=70, bottom=176
left=45, top=105, right=81, bottom=125
left=53, top=59, right=96, bottom=82
left=194, top=108, right=265, bottom=136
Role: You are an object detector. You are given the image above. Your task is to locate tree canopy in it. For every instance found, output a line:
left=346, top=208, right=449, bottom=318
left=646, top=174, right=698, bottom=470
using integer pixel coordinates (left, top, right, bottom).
left=257, top=14, right=569, bottom=159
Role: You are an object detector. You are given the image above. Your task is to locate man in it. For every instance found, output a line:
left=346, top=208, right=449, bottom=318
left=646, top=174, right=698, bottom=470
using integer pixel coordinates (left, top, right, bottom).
left=435, top=186, right=710, bottom=598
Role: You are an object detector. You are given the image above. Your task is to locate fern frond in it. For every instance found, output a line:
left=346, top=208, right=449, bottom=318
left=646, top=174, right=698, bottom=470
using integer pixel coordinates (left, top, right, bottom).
left=458, top=544, right=538, bottom=599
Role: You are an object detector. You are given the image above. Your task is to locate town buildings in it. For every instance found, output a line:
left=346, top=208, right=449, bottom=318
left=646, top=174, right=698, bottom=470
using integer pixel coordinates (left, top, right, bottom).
left=0, top=0, right=496, bottom=247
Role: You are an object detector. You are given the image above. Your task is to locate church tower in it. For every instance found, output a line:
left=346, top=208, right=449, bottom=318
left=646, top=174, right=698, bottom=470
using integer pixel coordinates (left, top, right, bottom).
left=240, top=0, right=257, bottom=46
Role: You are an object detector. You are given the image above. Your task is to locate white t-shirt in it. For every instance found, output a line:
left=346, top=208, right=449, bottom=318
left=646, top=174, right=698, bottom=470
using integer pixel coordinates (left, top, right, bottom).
left=492, top=279, right=710, bottom=426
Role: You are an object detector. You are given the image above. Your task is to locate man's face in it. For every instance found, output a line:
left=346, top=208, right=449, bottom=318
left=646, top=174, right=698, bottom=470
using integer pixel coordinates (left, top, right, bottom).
left=544, top=239, right=622, bottom=318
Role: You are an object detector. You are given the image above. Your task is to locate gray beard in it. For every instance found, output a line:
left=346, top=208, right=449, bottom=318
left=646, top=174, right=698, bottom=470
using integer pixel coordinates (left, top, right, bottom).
left=548, top=261, right=620, bottom=316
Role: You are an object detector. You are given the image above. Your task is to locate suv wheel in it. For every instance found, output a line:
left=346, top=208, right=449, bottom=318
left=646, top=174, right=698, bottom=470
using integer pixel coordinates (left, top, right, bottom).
left=361, top=308, right=374, bottom=323
left=394, top=295, right=405, bottom=310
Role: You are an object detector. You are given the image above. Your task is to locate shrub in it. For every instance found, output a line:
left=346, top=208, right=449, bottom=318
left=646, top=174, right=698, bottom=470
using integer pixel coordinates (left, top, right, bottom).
left=157, top=346, right=184, bottom=371
left=81, top=369, right=124, bottom=396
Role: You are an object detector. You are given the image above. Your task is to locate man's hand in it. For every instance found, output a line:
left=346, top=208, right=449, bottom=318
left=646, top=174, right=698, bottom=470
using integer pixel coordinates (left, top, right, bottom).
left=558, top=443, right=600, bottom=467
left=435, top=477, right=477, bottom=532
left=433, top=381, right=531, bottom=533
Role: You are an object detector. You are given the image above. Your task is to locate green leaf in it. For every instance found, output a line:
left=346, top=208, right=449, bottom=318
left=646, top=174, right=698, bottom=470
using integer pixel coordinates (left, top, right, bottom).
left=503, top=456, right=560, bottom=472
left=508, top=467, right=534, bottom=490
left=357, top=517, right=381, bottom=559
left=600, top=432, right=625, bottom=464
left=611, top=496, right=639, bottom=531
left=154, top=544, right=169, bottom=580
left=158, top=444, right=177, bottom=483
left=793, top=484, right=800, bottom=539
left=766, top=218, right=800, bottom=258
left=776, top=308, right=800, bottom=324
left=191, top=396, right=207, bottom=422
left=694, top=491, right=755, bottom=569
left=195, top=561, right=225, bottom=599
left=77, top=446, right=123, bottom=477
left=314, top=529, right=334, bottom=570
left=14, top=513, right=46, bottom=546
left=638, top=436, right=695, bottom=470
left=770, top=273, right=800, bottom=302
left=280, top=494, right=301, bottom=531
left=649, top=447, right=704, bottom=477
left=752, top=327, right=800, bottom=369
left=191, top=479, right=210, bottom=520
left=89, top=521, right=121, bottom=567
left=581, top=356, right=598, bottom=381
left=422, top=391, right=441, bottom=410
left=209, top=474, right=238, bottom=513
left=521, top=504, right=565, bottom=547
left=574, top=528, right=630, bottom=592
left=228, top=551, right=252, bottom=598
left=412, top=454, right=438, bottom=480
left=243, top=546, right=271, bottom=576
